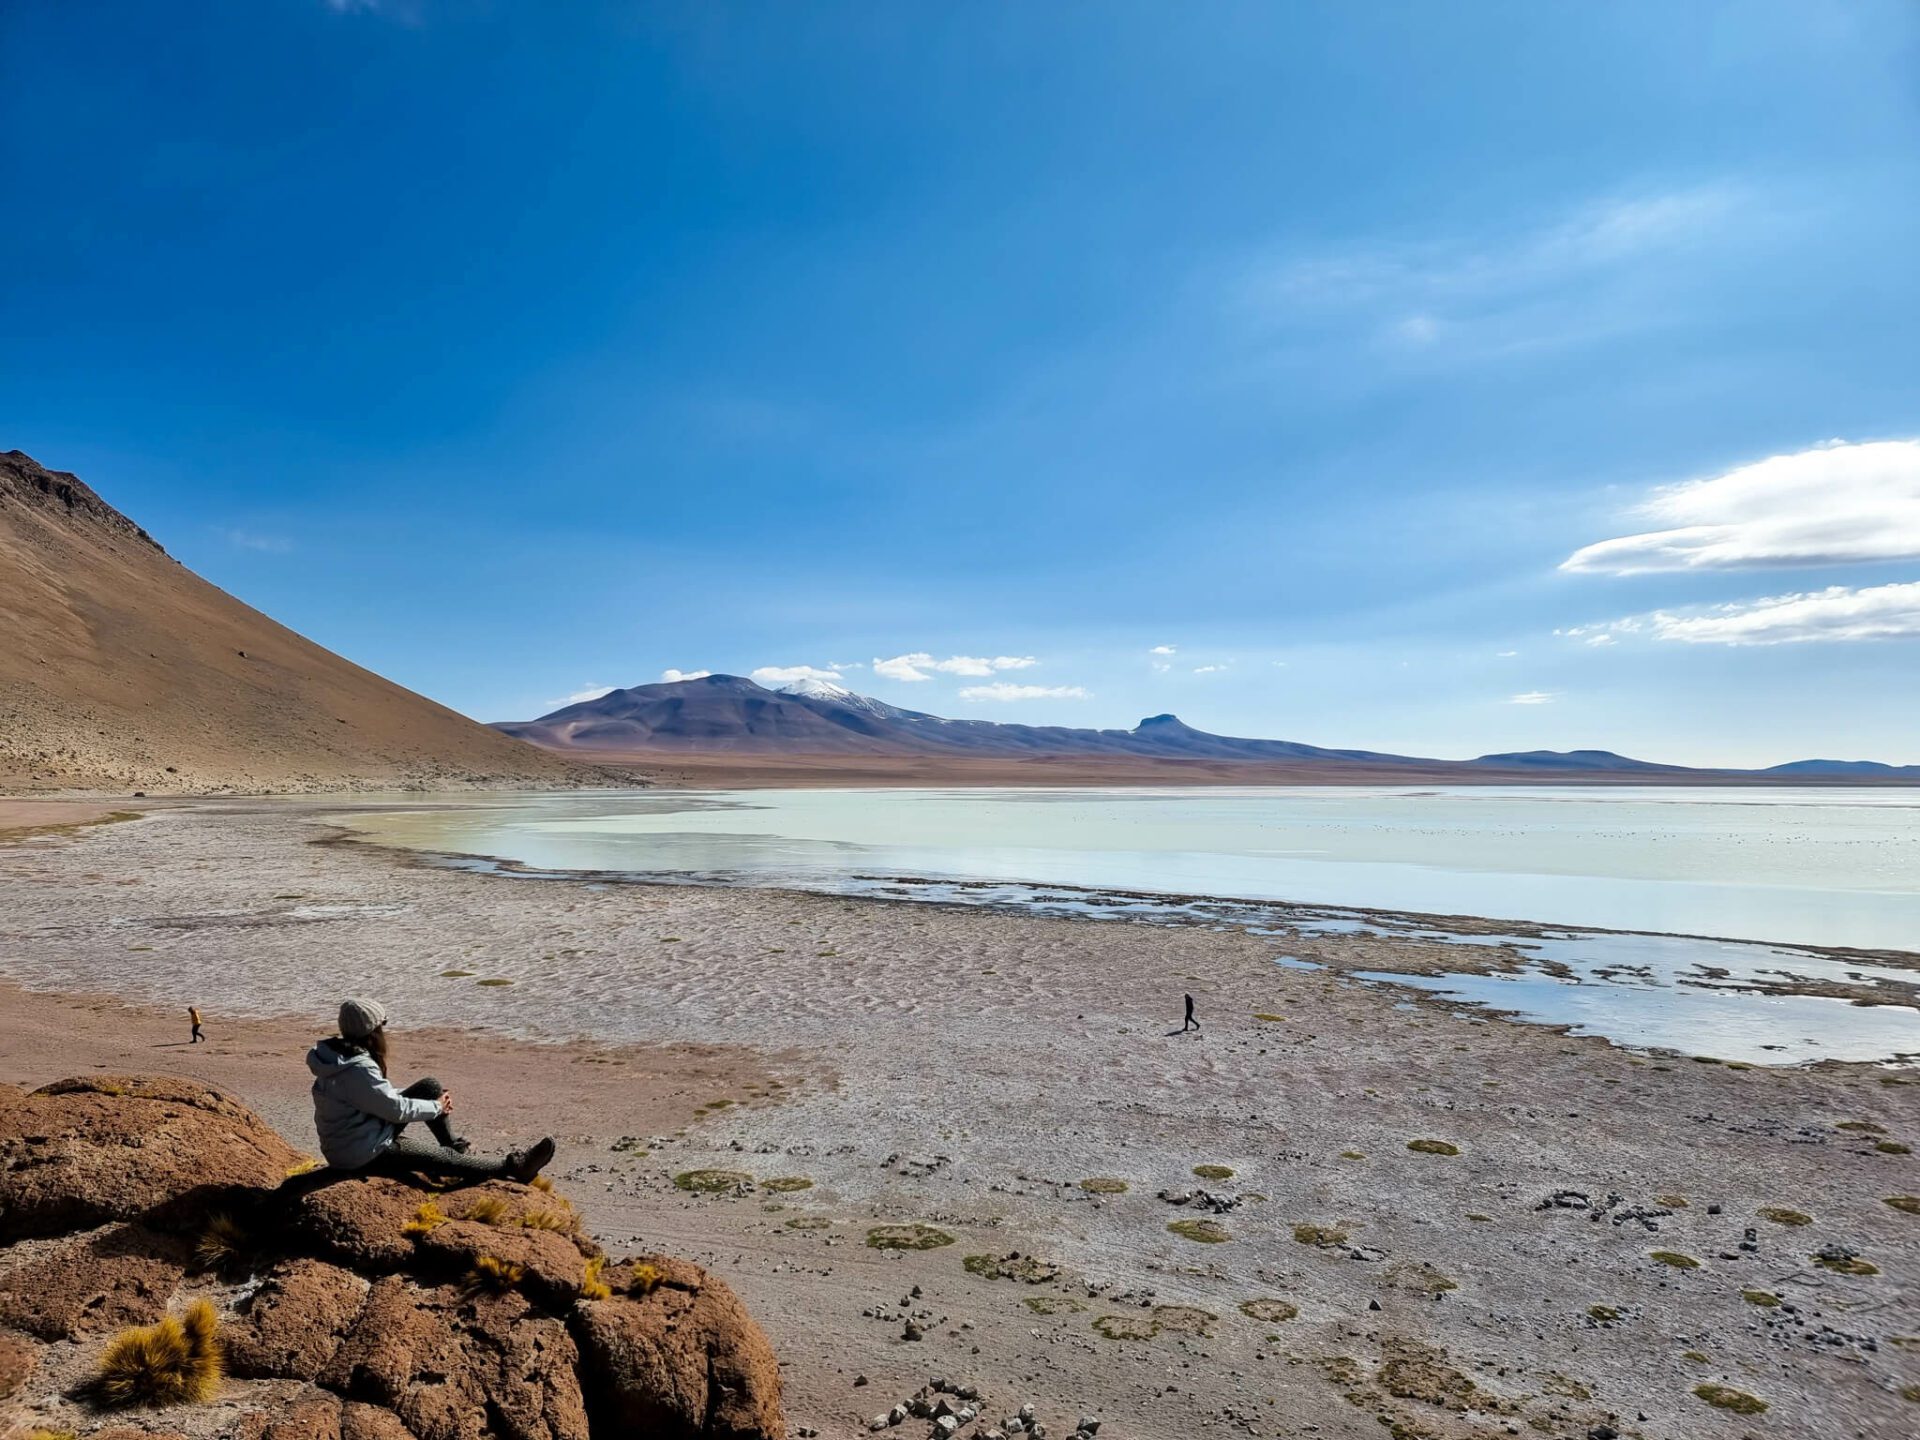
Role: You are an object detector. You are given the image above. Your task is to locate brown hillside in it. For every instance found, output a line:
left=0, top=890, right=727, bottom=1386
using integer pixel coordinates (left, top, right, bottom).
left=0, top=450, right=618, bottom=794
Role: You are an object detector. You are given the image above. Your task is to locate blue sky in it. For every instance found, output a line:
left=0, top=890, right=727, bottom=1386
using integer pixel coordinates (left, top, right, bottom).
left=6, top=1, right=1919, bottom=766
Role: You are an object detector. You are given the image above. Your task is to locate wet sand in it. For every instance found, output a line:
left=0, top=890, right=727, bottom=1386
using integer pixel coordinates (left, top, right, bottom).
left=2, top=799, right=1916, bottom=1438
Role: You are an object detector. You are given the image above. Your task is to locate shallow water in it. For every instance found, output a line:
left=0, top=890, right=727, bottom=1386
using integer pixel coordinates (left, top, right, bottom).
left=347, top=785, right=1920, bottom=950
left=341, top=786, right=1920, bottom=1066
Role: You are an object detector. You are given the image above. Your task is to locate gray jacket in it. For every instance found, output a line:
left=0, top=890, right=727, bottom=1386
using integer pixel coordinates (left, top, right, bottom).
left=307, top=1038, right=438, bottom=1170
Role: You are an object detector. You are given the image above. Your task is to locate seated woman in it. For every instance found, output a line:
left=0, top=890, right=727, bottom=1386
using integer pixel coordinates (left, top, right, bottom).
left=308, top=997, right=554, bottom=1183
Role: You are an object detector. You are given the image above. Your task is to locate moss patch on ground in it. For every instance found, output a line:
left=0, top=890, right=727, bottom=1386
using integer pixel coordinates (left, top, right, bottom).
left=1406, top=1139, right=1460, bottom=1156
left=1587, top=1306, right=1623, bottom=1322
left=1650, top=1251, right=1700, bottom=1269
left=1078, top=1177, right=1129, bottom=1194
left=962, top=1252, right=1057, bottom=1283
left=1239, top=1298, right=1298, bottom=1323
left=1152, top=1305, right=1217, bottom=1336
left=672, top=1169, right=752, bottom=1194
left=1758, top=1206, right=1812, bottom=1226
left=1167, top=1218, right=1231, bottom=1244
left=1294, top=1222, right=1350, bottom=1247
left=1813, top=1253, right=1879, bottom=1275
left=866, top=1223, right=955, bottom=1251
left=1693, top=1384, right=1767, bottom=1415
left=1023, top=1295, right=1086, bottom=1315
left=1191, top=1164, right=1235, bottom=1180
left=1885, top=1196, right=1920, bottom=1215
left=760, top=1176, right=813, bottom=1192
left=1741, top=1290, right=1781, bottom=1307
left=1092, top=1313, right=1158, bottom=1341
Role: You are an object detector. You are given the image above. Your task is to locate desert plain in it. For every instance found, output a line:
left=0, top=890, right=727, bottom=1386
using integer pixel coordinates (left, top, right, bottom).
left=1, top=796, right=1915, bottom=1440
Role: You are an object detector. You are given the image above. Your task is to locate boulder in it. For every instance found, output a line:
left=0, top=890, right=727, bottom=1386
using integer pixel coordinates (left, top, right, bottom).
left=574, top=1255, right=784, bottom=1439
left=412, top=1218, right=596, bottom=1311
left=237, top=1396, right=419, bottom=1440
left=322, top=1276, right=589, bottom=1440
left=224, top=1258, right=372, bottom=1381
left=286, top=1174, right=426, bottom=1270
left=0, top=1222, right=187, bottom=1340
left=0, top=1075, right=302, bottom=1240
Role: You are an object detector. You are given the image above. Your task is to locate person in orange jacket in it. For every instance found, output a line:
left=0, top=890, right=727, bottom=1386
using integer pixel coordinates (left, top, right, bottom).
left=189, top=1005, right=205, bottom=1044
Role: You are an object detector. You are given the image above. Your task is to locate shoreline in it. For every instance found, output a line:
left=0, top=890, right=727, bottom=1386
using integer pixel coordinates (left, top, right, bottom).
left=4, top=798, right=1918, bottom=1436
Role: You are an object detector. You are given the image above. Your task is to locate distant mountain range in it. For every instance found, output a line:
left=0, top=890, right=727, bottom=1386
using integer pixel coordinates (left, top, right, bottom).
left=493, top=674, right=1920, bottom=781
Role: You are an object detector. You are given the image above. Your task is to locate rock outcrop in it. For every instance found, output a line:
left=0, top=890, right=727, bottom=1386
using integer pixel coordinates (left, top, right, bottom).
left=0, top=1076, right=784, bottom=1440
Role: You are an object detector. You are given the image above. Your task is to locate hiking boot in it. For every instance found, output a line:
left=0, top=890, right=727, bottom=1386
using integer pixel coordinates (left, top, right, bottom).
left=507, top=1137, right=556, bottom=1184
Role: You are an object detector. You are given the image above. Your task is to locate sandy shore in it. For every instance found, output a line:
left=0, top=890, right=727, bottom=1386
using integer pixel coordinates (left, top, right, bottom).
left=2, top=799, right=1916, bottom=1438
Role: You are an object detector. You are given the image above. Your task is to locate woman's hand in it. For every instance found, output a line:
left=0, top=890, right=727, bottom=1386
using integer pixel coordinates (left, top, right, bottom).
left=438, top=1091, right=454, bottom=1115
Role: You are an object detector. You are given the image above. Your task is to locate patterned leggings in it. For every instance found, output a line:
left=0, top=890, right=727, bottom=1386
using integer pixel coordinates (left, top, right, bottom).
left=365, top=1077, right=516, bottom=1183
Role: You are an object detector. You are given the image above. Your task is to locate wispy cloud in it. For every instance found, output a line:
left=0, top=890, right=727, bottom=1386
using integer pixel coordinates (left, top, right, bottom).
left=1245, top=183, right=1748, bottom=356
left=751, top=664, right=842, bottom=685
left=1148, top=645, right=1178, bottom=655
left=660, top=668, right=711, bottom=682
left=958, top=683, right=1088, bottom=703
left=873, top=652, right=1038, bottom=682
left=1561, top=581, right=1920, bottom=647
left=216, top=527, right=292, bottom=553
left=1562, top=439, right=1920, bottom=574
left=1192, top=664, right=1224, bottom=674
left=1508, top=691, right=1557, bottom=705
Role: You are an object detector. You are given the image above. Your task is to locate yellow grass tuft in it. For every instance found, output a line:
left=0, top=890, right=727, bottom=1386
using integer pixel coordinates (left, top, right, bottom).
left=403, top=1200, right=448, bottom=1236
left=93, top=1299, right=222, bottom=1407
left=468, top=1255, right=525, bottom=1292
left=463, top=1195, right=512, bottom=1225
left=284, top=1156, right=325, bottom=1178
left=193, top=1212, right=250, bottom=1272
left=528, top=1174, right=555, bottom=1192
left=519, top=1208, right=572, bottom=1232
left=582, top=1254, right=612, bottom=1301
left=628, top=1261, right=664, bottom=1295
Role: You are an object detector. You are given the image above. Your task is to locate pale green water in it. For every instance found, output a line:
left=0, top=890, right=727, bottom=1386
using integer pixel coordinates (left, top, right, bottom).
left=347, top=785, right=1920, bottom=952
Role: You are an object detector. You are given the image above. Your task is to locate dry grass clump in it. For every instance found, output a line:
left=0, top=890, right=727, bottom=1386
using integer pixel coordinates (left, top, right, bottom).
left=1078, top=1177, right=1128, bottom=1194
left=92, top=1299, right=221, bottom=1407
left=1406, top=1138, right=1460, bottom=1156
left=462, top=1195, right=511, bottom=1225
left=284, top=1156, right=324, bottom=1179
left=1757, top=1206, right=1812, bottom=1226
left=1091, top=1313, right=1158, bottom=1341
left=1191, top=1164, right=1235, bottom=1180
left=761, top=1176, right=813, bottom=1193
left=628, top=1261, right=665, bottom=1295
left=673, top=1169, right=753, bottom=1194
left=193, top=1213, right=251, bottom=1273
left=1741, top=1290, right=1781, bottom=1307
left=467, top=1255, right=524, bottom=1292
left=1885, top=1196, right=1920, bottom=1215
left=1239, top=1298, right=1298, bottom=1323
left=581, top=1255, right=611, bottom=1301
left=518, top=1208, right=573, bottom=1232
left=1293, top=1222, right=1350, bottom=1247
left=403, top=1200, right=448, bottom=1236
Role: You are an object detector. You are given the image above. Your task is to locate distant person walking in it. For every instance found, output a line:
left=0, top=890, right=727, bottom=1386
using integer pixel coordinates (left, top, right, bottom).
left=189, top=1005, right=205, bottom=1044
left=1182, top=993, right=1199, bottom=1032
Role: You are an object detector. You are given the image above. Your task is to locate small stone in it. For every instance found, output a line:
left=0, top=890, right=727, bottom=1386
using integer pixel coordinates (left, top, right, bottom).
left=904, top=1320, right=925, bottom=1341
left=1078, top=1418, right=1100, bottom=1435
left=855, top=1374, right=869, bottom=1387
left=935, top=1418, right=960, bottom=1438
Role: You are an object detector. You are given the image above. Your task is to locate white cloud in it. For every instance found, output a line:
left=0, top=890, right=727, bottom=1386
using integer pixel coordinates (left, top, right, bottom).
left=548, top=684, right=615, bottom=707
left=1562, top=439, right=1920, bottom=574
left=660, top=668, right=712, bottom=683
left=751, top=664, right=843, bottom=685
left=1496, top=650, right=1519, bottom=658
left=1192, top=664, right=1224, bottom=674
left=872, top=652, right=1038, bottom=682
left=1508, top=691, right=1557, bottom=705
left=1149, top=645, right=1178, bottom=655
left=1562, top=581, right=1920, bottom=647
left=957, top=683, right=1089, bottom=703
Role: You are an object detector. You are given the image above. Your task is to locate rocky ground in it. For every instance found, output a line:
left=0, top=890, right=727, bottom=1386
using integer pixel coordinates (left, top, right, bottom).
left=1, top=798, right=1917, bottom=1439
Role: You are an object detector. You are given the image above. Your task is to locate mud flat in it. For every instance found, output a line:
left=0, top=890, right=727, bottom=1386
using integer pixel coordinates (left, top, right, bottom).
left=2, top=798, right=1916, bottom=1438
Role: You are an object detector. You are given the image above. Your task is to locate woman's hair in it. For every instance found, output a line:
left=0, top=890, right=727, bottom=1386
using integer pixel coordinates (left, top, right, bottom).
left=331, top=1024, right=390, bottom=1076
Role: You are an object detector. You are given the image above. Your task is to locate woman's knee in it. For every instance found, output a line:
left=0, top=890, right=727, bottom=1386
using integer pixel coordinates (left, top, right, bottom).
left=404, top=1076, right=445, bottom=1099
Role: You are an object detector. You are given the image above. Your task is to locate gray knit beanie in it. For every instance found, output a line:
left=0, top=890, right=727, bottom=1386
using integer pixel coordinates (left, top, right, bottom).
left=338, top=997, right=388, bottom=1040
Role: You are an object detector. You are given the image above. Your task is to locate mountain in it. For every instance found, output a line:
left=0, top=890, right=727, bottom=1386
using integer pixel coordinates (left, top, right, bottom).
left=491, top=675, right=1651, bottom=779
left=1762, top=759, right=1920, bottom=778
left=0, top=450, right=610, bottom=794
left=495, top=675, right=1918, bottom=782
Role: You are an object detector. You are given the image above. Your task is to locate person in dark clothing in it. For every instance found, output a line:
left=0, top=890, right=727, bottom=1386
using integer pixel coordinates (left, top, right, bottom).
left=1182, top=993, right=1199, bottom=1032
left=307, top=998, right=554, bottom=1184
